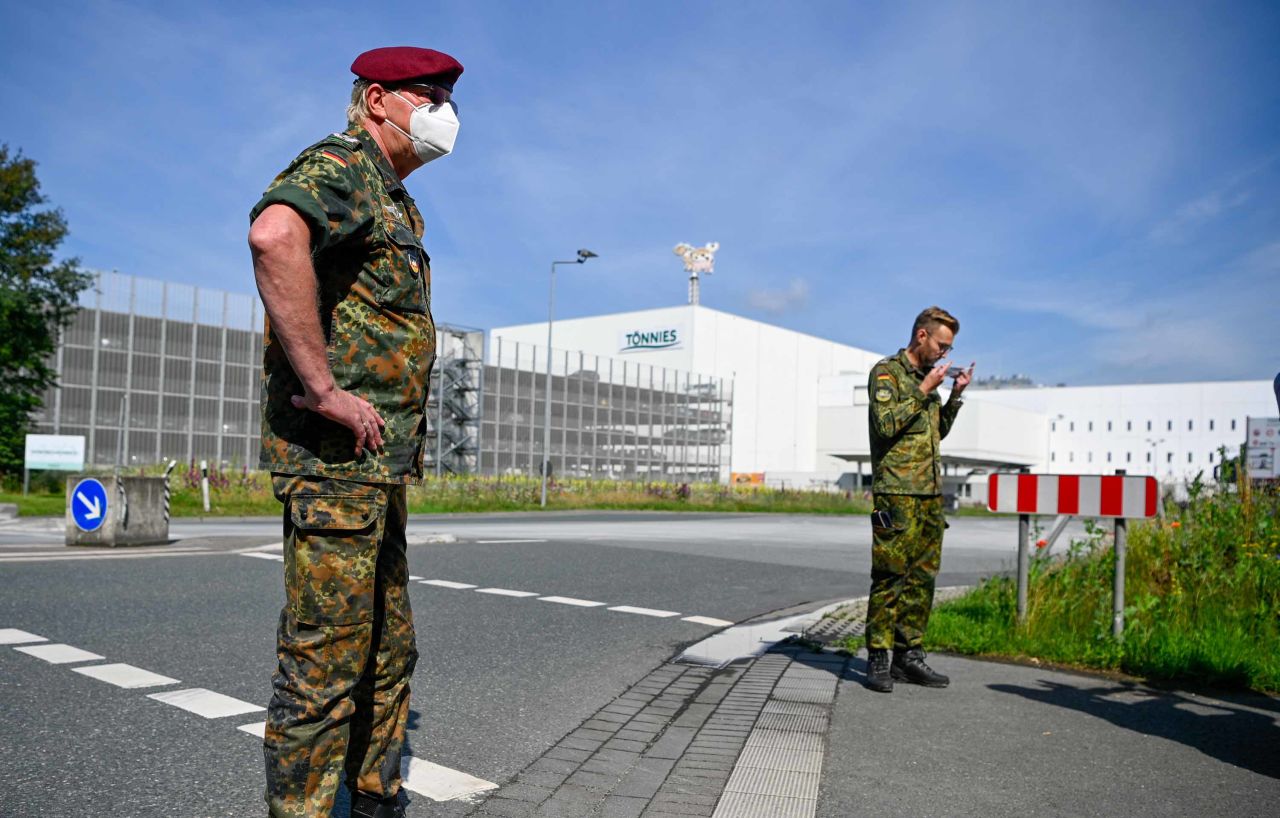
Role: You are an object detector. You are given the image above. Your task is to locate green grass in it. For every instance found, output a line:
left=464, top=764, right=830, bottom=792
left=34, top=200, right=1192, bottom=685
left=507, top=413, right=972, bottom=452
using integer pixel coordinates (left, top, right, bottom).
left=903, top=479, right=1280, bottom=693
left=0, top=492, right=67, bottom=516
left=4, top=468, right=873, bottom=517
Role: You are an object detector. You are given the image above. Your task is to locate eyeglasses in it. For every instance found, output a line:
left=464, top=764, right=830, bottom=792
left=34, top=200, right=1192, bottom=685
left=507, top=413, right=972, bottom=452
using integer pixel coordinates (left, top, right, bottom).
left=399, top=83, right=452, bottom=106
left=927, top=331, right=954, bottom=354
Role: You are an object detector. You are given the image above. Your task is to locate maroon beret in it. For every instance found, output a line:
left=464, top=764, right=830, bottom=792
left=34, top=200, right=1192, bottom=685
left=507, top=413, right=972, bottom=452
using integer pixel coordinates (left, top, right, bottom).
left=351, top=46, right=464, bottom=91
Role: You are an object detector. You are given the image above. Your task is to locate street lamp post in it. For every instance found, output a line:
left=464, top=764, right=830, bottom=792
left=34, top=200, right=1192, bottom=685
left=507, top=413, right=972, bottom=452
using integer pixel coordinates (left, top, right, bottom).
left=541, top=249, right=598, bottom=507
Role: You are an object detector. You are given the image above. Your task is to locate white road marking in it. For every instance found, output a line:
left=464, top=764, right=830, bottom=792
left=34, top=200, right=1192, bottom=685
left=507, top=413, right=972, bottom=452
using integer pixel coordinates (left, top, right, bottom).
left=2, top=547, right=206, bottom=557
left=72, top=663, right=180, bottom=688
left=238, top=721, right=267, bottom=738
left=421, top=580, right=478, bottom=589
left=409, top=575, right=424, bottom=581
left=683, top=616, right=735, bottom=627
left=0, top=549, right=214, bottom=564
left=232, top=542, right=283, bottom=554
left=538, top=596, right=606, bottom=607
left=400, top=755, right=498, bottom=802
left=475, top=588, right=540, bottom=598
left=14, top=643, right=105, bottom=664
left=608, top=605, right=681, bottom=618
left=476, top=539, right=546, bottom=544
left=228, top=724, right=493, bottom=803
left=242, top=552, right=284, bottom=562
left=147, top=688, right=265, bottom=719
left=0, top=628, right=47, bottom=645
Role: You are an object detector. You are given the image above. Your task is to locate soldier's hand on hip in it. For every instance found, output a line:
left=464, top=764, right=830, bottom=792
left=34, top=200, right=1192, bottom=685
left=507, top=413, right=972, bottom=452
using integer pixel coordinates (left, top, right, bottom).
left=291, top=388, right=387, bottom=456
left=919, top=360, right=951, bottom=395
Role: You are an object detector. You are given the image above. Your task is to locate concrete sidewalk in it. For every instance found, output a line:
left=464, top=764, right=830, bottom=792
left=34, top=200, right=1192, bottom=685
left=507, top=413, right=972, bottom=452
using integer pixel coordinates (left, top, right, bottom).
left=457, top=645, right=1279, bottom=818
left=820, top=652, right=1280, bottom=818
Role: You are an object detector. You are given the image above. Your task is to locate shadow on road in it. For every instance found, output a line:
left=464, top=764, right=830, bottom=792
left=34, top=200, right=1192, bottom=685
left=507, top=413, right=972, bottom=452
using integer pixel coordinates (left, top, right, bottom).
left=990, top=679, right=1280, bottom=780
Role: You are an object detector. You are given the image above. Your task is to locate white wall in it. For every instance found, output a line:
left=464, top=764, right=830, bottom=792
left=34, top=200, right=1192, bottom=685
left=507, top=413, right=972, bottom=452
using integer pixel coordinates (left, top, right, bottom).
left=689, top=308, right=880, bottom=474
left=815, top=375, right=1046, bottom=469
left=492, top=309, right=1276, bottom=487
left=491, top=305, right=698, bottom=373
left=969, top=381, right=1276, bottom=479
left=493, top=306, right=883, bottom=475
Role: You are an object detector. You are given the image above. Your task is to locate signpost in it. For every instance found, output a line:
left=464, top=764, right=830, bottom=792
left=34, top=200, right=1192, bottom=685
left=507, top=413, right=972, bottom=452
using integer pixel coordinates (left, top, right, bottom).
left=70, top=477, right=108, bottom=533
left=987, top=471, right=1158, bottom=637
left=23, top=434, right=85, bottom=495
left=1246, top=417, right=1279, bottom=480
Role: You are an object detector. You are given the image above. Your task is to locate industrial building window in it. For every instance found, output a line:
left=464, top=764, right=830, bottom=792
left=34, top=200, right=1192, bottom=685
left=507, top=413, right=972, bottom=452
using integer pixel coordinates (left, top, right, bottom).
left=1188, top=420, right=1193, bottom=431
left=1107, top=421, right=1112, bottom=431
left=1147, top=420, right=1152, bottom=431
left=1069, top=421, right=1075, bottom=432
left=1126, top=421, right=1132, bottom=431
left=1126, top=452, right=1132, bottom=462
left=1088, top=421, right=1094, bottom=431
left=1069, top=452, right=1074, bottom=462
left=1051, top=421, right=1056, bottom=432
left=1051, top=452, right=1056, bottom=462
left=1231, top=419, right=1237, bottom=430
left=1209, top=419, right=1214, bottom=430
left=1087, top=452, right=1093, bottom=463
left=1106, top=452, right=1112, bottom=462
left=1146, top=452, right=1152, bottom=462
left=1187, top=452, right=1193, bottom=463
left=1208, top=452, right=1214, bottom=463
left=1167, top=452, right=1173, bottom=463
left=1167, top=420, right=1172, bottom=431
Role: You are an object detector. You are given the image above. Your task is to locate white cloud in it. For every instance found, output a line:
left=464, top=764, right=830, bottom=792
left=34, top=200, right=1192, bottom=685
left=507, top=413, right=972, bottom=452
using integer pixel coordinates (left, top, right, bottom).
left=744, top=278, right=810, bottom=315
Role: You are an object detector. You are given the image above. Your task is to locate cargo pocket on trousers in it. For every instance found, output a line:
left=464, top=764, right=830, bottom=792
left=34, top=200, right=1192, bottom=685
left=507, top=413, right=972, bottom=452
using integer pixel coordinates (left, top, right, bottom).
left=870, top=505, right=908, bottom=575
left=289, top=493, right=387, bottom=627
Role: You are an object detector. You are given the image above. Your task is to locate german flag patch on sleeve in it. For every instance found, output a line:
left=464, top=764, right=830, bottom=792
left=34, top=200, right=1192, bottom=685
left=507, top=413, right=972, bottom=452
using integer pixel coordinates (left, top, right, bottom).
left=319, top=150, right=349, bottom=168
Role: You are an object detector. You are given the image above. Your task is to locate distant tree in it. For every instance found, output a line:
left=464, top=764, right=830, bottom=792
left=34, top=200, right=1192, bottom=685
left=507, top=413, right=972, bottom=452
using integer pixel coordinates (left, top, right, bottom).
left=0, top=145, right=92, bottom=474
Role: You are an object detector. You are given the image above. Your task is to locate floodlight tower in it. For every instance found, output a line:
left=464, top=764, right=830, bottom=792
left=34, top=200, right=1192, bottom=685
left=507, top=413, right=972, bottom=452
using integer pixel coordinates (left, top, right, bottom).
left=673, top=242, right=720, bottom=305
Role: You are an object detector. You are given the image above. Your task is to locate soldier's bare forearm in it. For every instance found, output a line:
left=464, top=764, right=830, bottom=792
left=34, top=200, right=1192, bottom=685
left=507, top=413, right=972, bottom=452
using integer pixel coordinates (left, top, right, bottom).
left=249, top=205, right=335, bottom=398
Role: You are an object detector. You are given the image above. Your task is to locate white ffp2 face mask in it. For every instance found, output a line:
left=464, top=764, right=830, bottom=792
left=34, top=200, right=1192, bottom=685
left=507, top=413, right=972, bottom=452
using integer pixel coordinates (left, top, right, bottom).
left=389, top=91, right=459, bottom=164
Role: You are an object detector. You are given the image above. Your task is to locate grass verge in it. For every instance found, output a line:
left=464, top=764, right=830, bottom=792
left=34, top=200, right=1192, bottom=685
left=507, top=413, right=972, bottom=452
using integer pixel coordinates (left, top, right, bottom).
left=913, top=480, right=1280, bottom=693
left=3, top=469, right=873, bottom=517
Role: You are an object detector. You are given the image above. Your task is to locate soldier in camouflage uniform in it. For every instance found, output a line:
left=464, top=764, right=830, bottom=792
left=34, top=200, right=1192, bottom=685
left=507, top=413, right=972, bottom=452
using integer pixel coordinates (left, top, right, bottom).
left=864, top=306, right=973, bottom=693
left=247, top=47, right=463, bottom=818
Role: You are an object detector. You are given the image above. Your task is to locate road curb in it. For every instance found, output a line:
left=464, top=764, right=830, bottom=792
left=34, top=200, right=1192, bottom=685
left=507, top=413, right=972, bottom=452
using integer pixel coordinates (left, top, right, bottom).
left=461, top=644, right=849, bottom=818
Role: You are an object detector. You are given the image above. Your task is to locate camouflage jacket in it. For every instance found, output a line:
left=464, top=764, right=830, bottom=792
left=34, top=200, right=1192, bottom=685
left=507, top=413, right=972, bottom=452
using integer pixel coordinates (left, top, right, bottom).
left=250, top=125, right=436, bottom=483
left=868, top=349, right=963, bottom=495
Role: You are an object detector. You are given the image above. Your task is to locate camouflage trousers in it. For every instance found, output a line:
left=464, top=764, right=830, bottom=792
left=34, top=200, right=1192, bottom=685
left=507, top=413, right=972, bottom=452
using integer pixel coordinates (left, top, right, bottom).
left=865, top=493, right=945, bottom=651
left=264, top=474, right=417, bottom=818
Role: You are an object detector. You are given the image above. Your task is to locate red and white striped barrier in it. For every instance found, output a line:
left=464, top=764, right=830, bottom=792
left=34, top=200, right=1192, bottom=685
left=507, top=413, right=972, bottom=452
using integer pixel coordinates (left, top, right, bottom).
left=987, top=473, right=1158, bottom=519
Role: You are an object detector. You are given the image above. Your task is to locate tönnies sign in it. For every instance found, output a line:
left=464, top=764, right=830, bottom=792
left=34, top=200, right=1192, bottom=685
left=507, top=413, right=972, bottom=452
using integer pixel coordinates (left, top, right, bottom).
left=619, top=322, right=686, bottom=353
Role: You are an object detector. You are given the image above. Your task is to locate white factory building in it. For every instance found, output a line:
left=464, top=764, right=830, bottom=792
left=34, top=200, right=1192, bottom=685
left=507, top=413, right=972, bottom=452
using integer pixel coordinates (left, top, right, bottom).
left=493, top=305, right=1277, bottom=499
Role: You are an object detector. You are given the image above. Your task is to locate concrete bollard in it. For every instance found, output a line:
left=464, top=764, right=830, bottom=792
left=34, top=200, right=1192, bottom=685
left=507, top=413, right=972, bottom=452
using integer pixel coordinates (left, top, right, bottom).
left=66, top=475, right=171, bottom=547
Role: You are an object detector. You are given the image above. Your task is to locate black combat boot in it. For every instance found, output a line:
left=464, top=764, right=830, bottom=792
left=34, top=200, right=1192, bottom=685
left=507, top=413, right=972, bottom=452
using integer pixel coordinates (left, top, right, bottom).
left=865, top=648, right=893, bottom=693
left=350, top=792, right=405, bottom=818
left=891, top=647, right=950, bottom=688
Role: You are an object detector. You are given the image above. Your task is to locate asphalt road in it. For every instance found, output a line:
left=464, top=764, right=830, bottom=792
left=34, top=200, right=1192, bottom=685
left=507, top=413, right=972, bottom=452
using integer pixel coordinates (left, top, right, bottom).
left=0, top=511, right=1025, bottom=817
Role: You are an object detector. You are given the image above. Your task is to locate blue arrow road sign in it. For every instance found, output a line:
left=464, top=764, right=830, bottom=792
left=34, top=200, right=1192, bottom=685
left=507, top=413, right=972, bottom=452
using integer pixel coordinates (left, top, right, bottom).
left=71, top=478, right=108, bottom=532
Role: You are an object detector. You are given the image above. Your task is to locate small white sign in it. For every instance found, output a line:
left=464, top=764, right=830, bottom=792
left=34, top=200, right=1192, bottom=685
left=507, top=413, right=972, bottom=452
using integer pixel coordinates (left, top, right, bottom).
left=1246, top=417, right=1280, bottom=479
left=618, top=322, right=686, bottom=353
left=24, top=434, right=86, bottom=471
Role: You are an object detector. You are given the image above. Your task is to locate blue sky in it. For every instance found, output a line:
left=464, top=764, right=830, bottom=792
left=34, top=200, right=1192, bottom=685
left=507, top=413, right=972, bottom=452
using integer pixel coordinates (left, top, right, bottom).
left=3, top=0, right=1278, bottom=385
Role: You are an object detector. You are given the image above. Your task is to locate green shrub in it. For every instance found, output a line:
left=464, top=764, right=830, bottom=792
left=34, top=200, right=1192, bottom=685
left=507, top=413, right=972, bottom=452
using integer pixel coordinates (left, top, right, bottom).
left=923, top=480, right=1280, bottom=693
